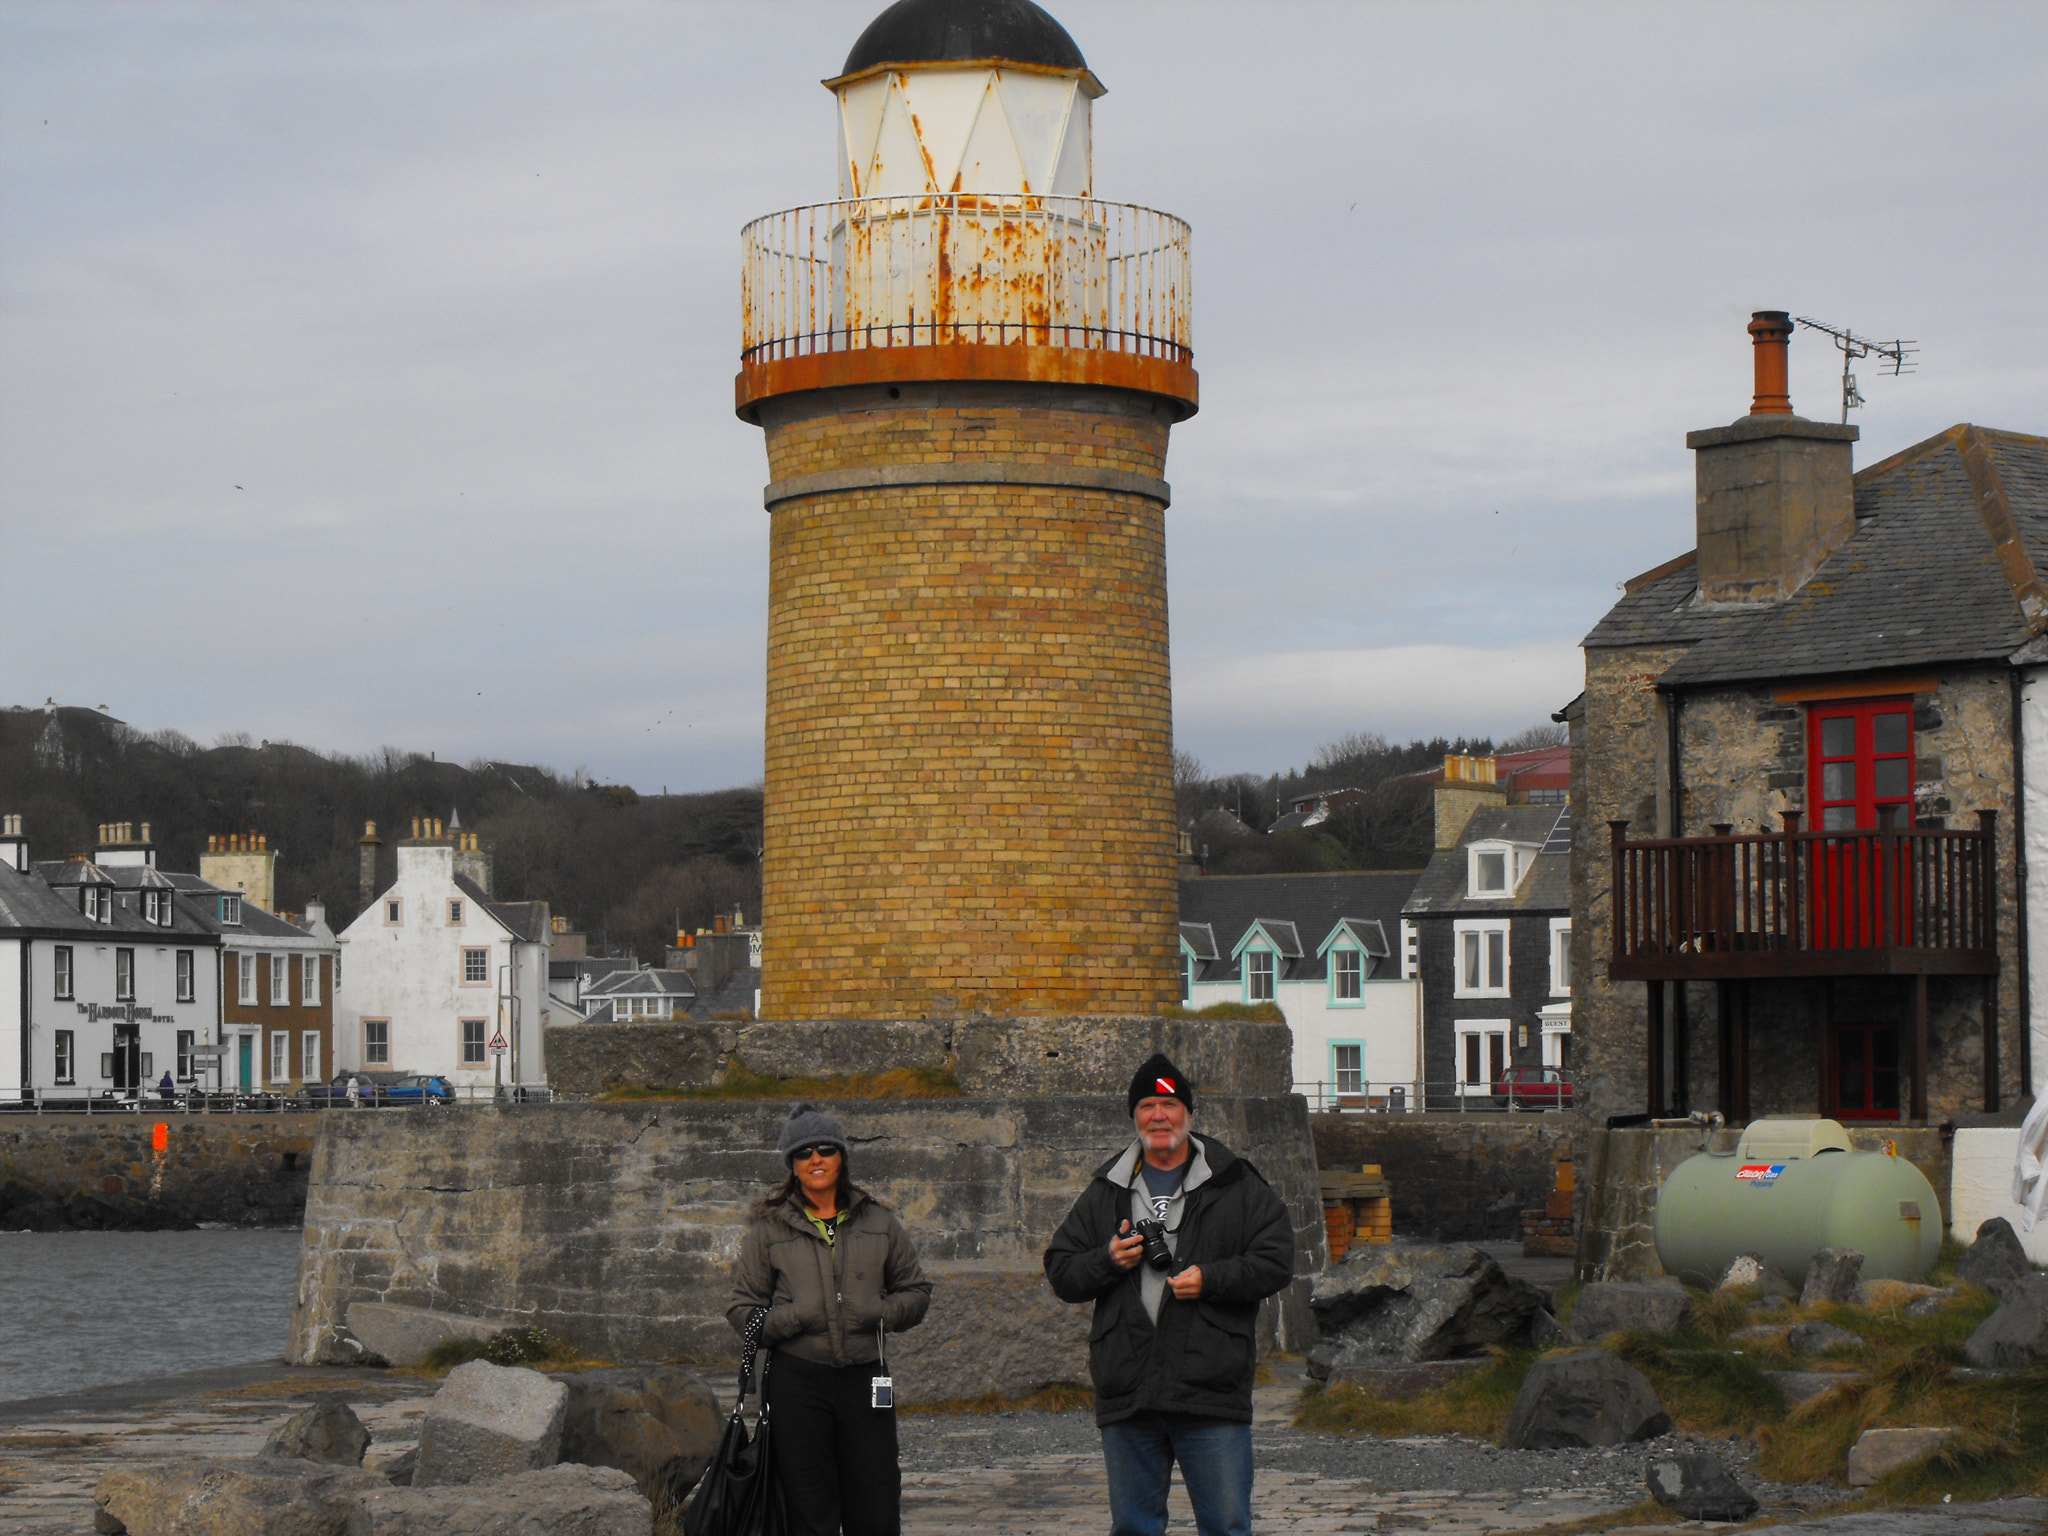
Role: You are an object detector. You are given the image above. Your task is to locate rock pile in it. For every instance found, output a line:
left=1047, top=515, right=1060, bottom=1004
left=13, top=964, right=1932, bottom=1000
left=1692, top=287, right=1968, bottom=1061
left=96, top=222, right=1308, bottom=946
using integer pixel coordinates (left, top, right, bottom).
left=1306, top=1244, right=1545, bottom=1394
left=92, top=1361, right=721, bottom=1536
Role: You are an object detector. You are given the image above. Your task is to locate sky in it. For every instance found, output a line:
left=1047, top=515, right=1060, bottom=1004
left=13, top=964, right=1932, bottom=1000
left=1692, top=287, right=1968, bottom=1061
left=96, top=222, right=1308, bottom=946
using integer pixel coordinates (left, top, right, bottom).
left=4, top=1, right=2044, bottom=791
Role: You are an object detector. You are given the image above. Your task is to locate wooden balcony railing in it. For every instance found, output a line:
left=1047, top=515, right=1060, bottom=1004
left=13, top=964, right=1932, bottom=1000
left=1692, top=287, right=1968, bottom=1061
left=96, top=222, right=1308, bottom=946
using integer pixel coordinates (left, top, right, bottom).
left=1609, top=810, right=1998, bottom=980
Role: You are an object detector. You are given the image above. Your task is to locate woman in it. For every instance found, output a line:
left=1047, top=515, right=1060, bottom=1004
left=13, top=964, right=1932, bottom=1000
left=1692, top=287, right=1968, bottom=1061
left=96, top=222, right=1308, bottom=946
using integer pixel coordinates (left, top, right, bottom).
left=728, top=1103, right=932, bottom=1536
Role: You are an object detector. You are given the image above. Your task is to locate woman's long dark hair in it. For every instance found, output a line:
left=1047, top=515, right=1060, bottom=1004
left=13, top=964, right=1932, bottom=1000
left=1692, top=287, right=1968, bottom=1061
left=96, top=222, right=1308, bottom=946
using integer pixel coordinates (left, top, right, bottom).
left=755, top=1152, right=862, bottom=1218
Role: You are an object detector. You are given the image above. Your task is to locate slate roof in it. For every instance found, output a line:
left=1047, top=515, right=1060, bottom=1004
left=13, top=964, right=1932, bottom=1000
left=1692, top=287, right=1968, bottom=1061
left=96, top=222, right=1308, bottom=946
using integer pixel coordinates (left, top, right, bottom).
left=585, top=968, right=697, bottom=1000
left=1403, top=806, right=1571, bottom=917
left=1179, top=871, right=1420, bottom=984
left=0, top=859, right=222, bottom=941
left=0, top=860, right=102, bottom=933
left=451, top=875, right=550, bottom=944
left=1585, top=426, right=2048, bottom=687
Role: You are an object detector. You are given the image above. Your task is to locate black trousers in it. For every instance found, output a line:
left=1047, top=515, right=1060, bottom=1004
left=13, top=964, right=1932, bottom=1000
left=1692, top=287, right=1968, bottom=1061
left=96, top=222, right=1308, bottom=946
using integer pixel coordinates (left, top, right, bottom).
left=766, top=1350, right=900, bottom=1536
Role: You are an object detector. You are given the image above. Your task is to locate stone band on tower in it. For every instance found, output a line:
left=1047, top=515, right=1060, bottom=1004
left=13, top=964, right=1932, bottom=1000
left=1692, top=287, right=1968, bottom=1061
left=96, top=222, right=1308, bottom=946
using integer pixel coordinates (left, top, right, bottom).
left=739, top=0, right=1198, bottom=1020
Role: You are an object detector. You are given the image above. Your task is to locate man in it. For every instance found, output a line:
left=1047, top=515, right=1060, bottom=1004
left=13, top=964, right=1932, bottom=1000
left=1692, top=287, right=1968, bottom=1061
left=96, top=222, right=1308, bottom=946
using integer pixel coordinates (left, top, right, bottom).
left=1043, top=1053, right=1295, bottom=1536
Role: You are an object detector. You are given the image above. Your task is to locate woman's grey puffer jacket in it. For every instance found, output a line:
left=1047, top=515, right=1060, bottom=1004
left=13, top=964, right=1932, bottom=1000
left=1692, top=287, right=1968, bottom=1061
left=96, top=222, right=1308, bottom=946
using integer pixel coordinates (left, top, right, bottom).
left=726, top=1190, right=933, bottom=1368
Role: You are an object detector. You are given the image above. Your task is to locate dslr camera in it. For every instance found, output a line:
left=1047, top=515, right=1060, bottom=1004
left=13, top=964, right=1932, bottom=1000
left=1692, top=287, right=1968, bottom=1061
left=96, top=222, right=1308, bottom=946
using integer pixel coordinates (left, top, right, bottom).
left=1131, top=1218, right=1175, bottom=1273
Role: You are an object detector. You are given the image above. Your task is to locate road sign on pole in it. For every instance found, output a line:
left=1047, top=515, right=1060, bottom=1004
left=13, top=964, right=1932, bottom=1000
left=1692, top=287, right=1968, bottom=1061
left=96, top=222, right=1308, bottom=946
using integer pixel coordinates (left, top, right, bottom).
left=488, top=1030, right=508, bottom=1054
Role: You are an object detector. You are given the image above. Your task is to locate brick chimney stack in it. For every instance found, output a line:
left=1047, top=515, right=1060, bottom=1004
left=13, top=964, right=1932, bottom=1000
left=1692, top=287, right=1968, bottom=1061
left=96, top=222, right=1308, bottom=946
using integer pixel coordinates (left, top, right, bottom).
left=1686, top=310, right=1859, bottom=606
left=358, top=820, right=383, bottom=908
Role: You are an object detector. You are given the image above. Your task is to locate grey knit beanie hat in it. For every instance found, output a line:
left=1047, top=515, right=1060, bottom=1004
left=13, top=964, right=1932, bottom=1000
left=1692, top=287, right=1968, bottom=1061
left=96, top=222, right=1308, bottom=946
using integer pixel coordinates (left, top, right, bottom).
left=777, top=1102, right=848, bottom=1166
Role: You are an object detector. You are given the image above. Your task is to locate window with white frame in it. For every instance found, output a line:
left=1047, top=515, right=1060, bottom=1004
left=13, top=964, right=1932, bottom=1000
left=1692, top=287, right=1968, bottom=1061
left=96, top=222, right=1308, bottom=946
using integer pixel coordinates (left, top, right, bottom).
left=1467, top=842, right=1532, bottom=899
left=115, top=948, right=134, bottom=1001
left=1453, top=921, right=1510, bottom=997
left=54, top=946, right=73, bottom=1000
left=302, top=1031, right=322, bottom=1082
left=176, top=1030, right=195, bottom=1080
left=460, top=1018, right=487, bottom=1067
left=1245, top=949, right=1276, bottom=1002
left=271, top=954, right=289, bottom=1005
left=1456, top=1021, right=1510, bottom=1095
left=303, top=955, right=320, bottom=1005
left=55, top=1029, right=75, bottom=1084
left=1332, top=1042, right=1364, bottom=1096
left=447, top=899, right=464, bottom=925
left=1332, top=949, right=1363, bottom=1002
left=462, top=947, right=490, bottom=985
left=1549, top=918, right=1572, bottom=996
left=362, top=1019, right=391, bottom=1065
left=238, top=953, right=257, bottom=1005
left=219, top=894, right=241, bottom=926
left=270, top=1031, right=289, bottom=1081
left=176, top=949, right=194, bottom=1002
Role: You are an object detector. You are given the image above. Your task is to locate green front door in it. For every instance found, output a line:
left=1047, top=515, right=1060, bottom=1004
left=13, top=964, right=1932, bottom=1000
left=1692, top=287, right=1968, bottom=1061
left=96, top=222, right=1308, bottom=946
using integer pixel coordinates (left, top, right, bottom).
left=237, top=1035, right=252, bottom=1091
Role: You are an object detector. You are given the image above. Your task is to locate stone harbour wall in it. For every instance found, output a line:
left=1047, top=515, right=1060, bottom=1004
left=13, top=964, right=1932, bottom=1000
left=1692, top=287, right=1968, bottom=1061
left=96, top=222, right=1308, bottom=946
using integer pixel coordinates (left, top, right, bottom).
left=542, top=1014, right=1293, bottom=1100
left=0, top=1113, right=314, bottom=1229
left=290, top=1094, right=1324, bottom=1378
left=1310, top=1113, right=1574, bottom=1243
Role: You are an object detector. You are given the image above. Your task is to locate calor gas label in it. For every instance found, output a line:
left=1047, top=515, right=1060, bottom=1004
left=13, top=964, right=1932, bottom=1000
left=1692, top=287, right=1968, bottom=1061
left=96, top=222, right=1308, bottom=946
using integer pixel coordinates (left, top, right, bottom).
left=1734, top=1164, right=1786, bottom=1185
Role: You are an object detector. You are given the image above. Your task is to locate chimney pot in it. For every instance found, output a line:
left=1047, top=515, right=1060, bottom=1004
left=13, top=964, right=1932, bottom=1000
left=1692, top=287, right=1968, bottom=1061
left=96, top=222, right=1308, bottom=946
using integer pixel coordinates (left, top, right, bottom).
left=140, top=822, right=150, bottom=843
left=1748, top=310, right=1794, bottom=416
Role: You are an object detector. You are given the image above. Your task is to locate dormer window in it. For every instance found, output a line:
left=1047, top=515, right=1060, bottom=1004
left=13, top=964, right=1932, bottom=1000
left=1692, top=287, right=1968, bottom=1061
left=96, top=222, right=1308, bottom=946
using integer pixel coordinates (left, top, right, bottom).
left=1466, top=841, right=1531, bottom=899
left=220, top=894, right=243, bottom=926
left=1246, top=949, right=1276, bottom=1002
left=1333, top=949, right=1363, bottom=1001
left=144, top=889, right=172, bottom=926
left=80, top=886, right=111, bottom=923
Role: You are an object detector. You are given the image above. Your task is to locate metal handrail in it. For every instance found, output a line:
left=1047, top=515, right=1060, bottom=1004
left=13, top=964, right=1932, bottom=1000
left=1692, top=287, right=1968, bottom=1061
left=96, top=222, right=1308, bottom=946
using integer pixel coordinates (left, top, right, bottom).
left=3, top=1082, right=558, bottom=1114
left=1293, top=1076, right=1575, bottom=1114
left=741, top=194, right=1192, bottom=365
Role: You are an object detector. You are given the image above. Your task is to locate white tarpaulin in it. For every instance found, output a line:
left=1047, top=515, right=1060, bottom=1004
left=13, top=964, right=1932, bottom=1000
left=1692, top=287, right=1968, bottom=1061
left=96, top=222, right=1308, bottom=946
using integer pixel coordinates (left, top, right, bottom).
left=2016, top=1081, right=2048, bottom=1233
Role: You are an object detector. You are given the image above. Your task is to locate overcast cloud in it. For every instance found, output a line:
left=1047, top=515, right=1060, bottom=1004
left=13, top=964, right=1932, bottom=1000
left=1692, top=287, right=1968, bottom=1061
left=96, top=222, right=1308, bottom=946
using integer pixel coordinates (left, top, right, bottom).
left=4, top=1, right=2044, bottom=789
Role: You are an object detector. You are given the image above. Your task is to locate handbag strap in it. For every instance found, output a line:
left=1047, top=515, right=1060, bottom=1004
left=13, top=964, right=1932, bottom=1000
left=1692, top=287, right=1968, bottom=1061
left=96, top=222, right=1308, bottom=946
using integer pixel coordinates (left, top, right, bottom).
left=734, top=1306, right=766, bottom=1412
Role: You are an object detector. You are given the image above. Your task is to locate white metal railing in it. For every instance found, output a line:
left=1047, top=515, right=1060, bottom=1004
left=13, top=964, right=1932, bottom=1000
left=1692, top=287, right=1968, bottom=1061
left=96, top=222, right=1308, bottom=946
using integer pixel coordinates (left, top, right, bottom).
left=1294, top=1077, right=1577, bottom=1114
left=741, top=194, right=1192, bottom=366
left=3, top=1083, right=557, bottom=1113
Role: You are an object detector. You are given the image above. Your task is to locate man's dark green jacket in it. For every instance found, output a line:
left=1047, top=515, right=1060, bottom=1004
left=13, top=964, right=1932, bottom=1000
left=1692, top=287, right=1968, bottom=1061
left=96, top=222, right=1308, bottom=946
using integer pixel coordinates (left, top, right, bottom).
left=1042, top=1132, right=1295, bottom=1425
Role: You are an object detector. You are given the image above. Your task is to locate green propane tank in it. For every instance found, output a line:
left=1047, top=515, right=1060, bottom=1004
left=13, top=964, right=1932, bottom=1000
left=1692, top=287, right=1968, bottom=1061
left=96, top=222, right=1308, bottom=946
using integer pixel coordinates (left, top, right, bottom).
left=1653, top=1118, right=1941, bottom=1287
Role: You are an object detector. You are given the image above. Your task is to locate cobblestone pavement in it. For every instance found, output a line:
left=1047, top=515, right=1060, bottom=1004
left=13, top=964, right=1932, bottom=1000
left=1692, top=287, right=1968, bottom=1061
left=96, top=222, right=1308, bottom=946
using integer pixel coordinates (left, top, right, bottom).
left=2, top=1361, right=2044, bottom=1536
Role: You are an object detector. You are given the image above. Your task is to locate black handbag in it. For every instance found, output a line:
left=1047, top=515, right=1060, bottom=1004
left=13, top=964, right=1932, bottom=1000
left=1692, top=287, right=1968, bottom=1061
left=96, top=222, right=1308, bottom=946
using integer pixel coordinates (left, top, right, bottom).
left=683, top=1308, right=787, bottom=1536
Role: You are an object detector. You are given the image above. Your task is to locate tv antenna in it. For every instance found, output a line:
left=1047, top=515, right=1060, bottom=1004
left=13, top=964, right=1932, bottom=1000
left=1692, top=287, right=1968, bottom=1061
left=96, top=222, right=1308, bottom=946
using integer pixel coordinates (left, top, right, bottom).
left=1793, top=316, right=1916, bottom=424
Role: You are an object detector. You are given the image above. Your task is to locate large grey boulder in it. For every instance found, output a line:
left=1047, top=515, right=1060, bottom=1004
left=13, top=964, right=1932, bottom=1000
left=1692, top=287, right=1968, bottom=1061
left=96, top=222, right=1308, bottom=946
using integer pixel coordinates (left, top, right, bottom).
left=347, top=1303, right=500, bottom=1368
left=1644, top=1449, right=1758, bottom=1521
left=1787, top=1321, right=1863, bottom=1356
left=1800, top=1247, right=1864, bottom=1306
left=346, top=1464, right=651, bottom=1535
left=889, top=1259, right=1090, bottom=1403
left=1958, top=1218, right=2034, bottom=1298
left=1848, top=1426, right=1957, bottom=1486
left=1716, top=1252, right=1796, bottom=1300
left=553, top=1367, right=720, bottom=1512
left=1307, top=1244, right=1544, bottom=1378
left=413, top=1361, right=570, bottom=1487
left=261, top=1395, right=372, bottom=1467
left=1502, top=1349, right=1672, bottom=1449
left=1567, top=1281, right=1689, bottom=1341
left=95, top=1457, right=385, bottom=1536
left=1964, top=1274, right=2048, bottom=1370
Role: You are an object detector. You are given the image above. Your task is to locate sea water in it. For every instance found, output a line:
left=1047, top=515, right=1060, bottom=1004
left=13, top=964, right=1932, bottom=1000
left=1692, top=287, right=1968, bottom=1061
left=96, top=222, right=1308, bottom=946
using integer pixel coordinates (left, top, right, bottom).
left=0, top=1228, right=303, bottom=1402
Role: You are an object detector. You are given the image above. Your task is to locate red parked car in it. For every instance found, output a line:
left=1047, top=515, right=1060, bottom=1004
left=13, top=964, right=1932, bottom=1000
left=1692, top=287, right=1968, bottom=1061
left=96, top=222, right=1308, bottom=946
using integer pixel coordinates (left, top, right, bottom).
left=1493, top=1065, right=1573, bottom=1110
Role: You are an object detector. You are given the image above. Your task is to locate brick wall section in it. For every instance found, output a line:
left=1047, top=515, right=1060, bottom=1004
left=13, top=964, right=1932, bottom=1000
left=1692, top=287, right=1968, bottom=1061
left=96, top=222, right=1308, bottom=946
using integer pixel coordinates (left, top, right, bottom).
left=753, top=382, right=1182, bottom=1019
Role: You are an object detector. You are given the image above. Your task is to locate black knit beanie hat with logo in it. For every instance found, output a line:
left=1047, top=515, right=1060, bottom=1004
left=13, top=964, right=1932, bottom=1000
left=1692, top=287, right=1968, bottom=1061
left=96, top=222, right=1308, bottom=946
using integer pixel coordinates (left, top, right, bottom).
left=777, top=1102, right=849, bottom=1166
left=1126, top=1053, right=1194, bottom=1116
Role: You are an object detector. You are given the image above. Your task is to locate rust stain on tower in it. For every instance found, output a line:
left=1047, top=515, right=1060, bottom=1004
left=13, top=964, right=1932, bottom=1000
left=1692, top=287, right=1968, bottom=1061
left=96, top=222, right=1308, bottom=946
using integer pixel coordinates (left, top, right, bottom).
left=738, top=0, right=1198, bottom=1019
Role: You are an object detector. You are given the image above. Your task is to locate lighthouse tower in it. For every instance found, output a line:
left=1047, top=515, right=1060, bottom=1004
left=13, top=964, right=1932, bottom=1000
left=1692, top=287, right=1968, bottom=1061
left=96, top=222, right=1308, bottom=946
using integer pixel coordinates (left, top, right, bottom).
left=739, top=0, right=1198, bottom=1020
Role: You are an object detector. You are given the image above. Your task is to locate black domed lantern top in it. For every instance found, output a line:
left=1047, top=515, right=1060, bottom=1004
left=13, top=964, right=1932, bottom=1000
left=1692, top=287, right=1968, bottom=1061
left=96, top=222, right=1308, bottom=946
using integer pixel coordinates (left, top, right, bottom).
left=839, top=0, right=1089, bottom=78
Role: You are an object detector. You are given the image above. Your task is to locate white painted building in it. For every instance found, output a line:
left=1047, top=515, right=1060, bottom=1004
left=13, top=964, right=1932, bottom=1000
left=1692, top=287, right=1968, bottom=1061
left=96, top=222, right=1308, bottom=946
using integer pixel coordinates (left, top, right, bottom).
left=1179, top=872, right=1423, bottom=1110
left=0, top=818, right=223, bottom=1100
left=333, top=833, right=549, bottom=1092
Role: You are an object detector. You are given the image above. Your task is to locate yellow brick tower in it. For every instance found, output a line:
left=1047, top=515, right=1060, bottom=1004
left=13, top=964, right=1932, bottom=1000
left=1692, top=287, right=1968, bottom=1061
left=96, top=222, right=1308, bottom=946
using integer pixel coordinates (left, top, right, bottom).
left=739, top=0, right=1198, bottom=1020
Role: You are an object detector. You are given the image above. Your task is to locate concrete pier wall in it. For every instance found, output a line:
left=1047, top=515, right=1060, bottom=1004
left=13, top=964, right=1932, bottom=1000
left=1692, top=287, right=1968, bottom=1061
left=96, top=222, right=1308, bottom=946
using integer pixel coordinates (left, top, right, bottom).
left=0, top=1113, right=314, bottom=1229
left=290, top=1094, right=1324, bottom=1369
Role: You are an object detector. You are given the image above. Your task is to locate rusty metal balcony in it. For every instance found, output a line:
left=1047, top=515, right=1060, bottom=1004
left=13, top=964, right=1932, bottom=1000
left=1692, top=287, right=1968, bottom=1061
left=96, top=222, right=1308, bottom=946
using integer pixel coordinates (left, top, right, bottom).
left=735, top=194, right=1197, bottom=418
left=1608, top=811, right=1998, bottom=982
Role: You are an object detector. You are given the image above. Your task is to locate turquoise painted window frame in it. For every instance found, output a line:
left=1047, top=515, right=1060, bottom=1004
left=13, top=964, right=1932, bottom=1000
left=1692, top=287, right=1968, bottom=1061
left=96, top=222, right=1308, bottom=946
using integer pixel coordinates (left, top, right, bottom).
left=1243, top=946, right=1276, bottom=1003
left=1329, top=946, right=1365, bottom=1006
left=1329, top=1041, right=1366, bottom=1095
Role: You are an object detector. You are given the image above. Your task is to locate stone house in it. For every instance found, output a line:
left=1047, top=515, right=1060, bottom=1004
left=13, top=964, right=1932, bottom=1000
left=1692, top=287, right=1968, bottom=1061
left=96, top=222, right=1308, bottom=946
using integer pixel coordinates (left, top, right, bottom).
left=333, top=822, right=549, bottom=1092
left=169, top=871, right=338, bottom=1094
left=1403, top=794, right=1572, bottom=1109
left=1178, top=871, right=1420, bottom=1104
left=0, top=817, right=222, bottom=1100
left=1571, top=311, right=2045, bottom=1129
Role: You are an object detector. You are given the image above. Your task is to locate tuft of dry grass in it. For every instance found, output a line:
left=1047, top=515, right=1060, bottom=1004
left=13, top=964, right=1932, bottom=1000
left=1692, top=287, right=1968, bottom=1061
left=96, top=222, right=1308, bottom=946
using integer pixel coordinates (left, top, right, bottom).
left=1181, top=1001, right=1285, bottom=1023
left=901, top=1381, right=1094, bottom=1415
left=600, top=1060, right=960, bottom=1102
left=1293, top=1348, right=1535, bottom=1440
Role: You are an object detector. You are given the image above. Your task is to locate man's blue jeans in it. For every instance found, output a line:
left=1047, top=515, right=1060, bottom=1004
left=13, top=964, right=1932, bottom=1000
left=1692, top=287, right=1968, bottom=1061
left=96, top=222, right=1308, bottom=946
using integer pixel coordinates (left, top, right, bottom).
left=1100, top=1413, right=1253, bottom=1536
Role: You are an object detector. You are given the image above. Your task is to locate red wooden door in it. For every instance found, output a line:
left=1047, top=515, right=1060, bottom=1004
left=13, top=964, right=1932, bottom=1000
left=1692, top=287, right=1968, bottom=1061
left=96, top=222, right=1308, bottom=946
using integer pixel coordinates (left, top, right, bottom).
left=1809, top=700, right=1914, bottom=948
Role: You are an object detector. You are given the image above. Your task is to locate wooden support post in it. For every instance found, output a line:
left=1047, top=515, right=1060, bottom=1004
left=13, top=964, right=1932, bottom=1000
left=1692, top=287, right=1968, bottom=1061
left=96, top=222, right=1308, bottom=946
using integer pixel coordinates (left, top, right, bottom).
left=1733, top=979, right=1752, bottom=1125
left=1911, top=972, right=1930, bottom=1124
left=1673, top=980, right=1690, bottom=1115
left=1717, top=979, right=1735, bottom=1121
left=1984, top=973, right=2000, bottom=1114
left=1646, top=981, right=1666, bottom=1117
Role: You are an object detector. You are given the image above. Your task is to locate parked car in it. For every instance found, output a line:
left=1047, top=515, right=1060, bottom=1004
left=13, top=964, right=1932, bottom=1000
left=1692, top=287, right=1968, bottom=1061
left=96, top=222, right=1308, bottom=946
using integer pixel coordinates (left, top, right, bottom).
left=1493, top=1065, right=1573, bottom=1110
left=298, top=1073, right=382, bottom=1107
left=383, top=1073, right=454, bottom=1105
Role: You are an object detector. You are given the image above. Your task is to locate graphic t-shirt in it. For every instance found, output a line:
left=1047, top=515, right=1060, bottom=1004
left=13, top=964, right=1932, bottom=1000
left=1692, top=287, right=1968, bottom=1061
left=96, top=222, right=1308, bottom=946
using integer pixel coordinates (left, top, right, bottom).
left=1139, top=1158, right=1189, bottom=1222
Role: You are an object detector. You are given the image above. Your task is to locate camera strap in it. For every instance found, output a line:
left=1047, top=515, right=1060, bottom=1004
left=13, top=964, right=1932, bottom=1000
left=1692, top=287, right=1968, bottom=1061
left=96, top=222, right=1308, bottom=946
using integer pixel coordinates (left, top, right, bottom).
left=875, top=1321, right=888, bottom=1376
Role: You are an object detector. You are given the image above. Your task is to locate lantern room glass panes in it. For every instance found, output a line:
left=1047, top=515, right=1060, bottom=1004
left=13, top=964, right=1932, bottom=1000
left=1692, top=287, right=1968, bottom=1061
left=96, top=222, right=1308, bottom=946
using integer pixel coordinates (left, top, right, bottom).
left=1810, top=699, right=1914, bottom=831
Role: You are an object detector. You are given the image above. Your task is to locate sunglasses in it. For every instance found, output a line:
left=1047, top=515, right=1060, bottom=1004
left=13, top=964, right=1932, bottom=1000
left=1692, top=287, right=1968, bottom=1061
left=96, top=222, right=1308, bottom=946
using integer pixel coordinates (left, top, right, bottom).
left=792, top=1144, right=841, bottom=1163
